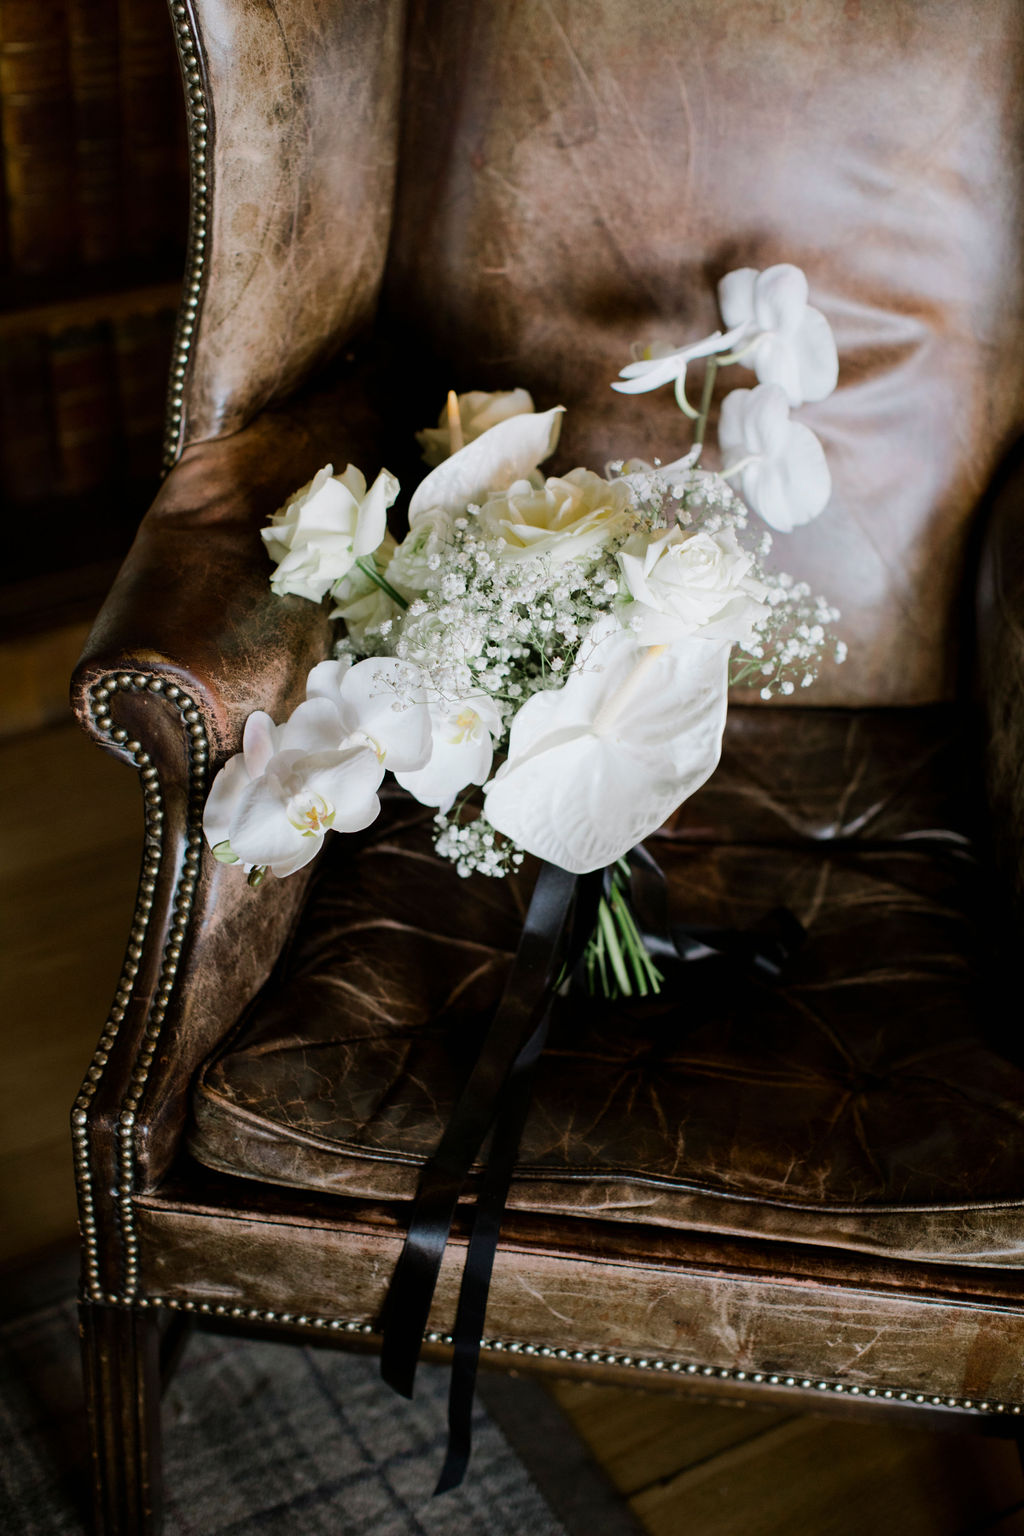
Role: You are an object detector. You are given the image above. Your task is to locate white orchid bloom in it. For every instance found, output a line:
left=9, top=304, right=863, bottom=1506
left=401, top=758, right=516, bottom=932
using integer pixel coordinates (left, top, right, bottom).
left=416, top=388, right=535, bottom=467
left=397, top=692, right=503, bottom=815
left=718, top=384, right=831, bottom=532
left=484, top=619, right=729, bottom=874
left=618, top=524, right=770, bottom=647
left=305, top=656, right=432, bottom=772
left=611, top=325, right=747, bottom=416
left=407, top=406, right=565, bottom=525
left=261, top=463, right=399, bottom=601
left=203, top=700, right=384, bottom=878
left=717, top=264, right=838, bottom=407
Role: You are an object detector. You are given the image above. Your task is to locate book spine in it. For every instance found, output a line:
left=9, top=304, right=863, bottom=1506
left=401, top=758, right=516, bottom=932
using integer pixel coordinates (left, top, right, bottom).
left=0, top=329, right=60, bottom=500
left=49, top=320, right=119, bottom=496
left=66, top=0, right=121, bottom=267
left=117, top=0, right=188, bottom=258
left=0, top=0, right=78, bottom=274
left=112, top=305, right=176, bottom=482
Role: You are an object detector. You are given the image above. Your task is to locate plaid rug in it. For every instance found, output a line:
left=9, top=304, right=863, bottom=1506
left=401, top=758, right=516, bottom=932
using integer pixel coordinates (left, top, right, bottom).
left=0, top=1295, right=633, bottom=1536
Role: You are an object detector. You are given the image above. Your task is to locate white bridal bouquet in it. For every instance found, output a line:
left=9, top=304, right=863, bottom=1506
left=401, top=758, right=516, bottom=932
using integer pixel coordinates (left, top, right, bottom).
left=204, top=263, right=844, bottom=993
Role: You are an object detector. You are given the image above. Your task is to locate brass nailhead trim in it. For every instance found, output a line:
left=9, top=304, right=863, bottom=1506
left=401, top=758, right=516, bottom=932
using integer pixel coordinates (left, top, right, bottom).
left=163, top=1, right=210, bottom=468
left=77, top=1293, right=1023, bottom=1416
left=76, top=674, right=209, bottom=1300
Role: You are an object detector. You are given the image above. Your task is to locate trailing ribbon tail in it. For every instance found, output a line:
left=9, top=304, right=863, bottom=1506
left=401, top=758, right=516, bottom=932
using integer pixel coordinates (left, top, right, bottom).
left=378, top=862, right=581, bottom=1403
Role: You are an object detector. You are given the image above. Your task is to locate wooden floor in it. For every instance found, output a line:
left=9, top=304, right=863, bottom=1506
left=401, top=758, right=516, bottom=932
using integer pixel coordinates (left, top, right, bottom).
left=3, top=711, right=1024, bottom=1535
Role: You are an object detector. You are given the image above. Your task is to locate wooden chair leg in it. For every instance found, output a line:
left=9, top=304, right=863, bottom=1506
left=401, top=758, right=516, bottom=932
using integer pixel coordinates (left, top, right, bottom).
left=79, top=1302, right=164, bottom=1536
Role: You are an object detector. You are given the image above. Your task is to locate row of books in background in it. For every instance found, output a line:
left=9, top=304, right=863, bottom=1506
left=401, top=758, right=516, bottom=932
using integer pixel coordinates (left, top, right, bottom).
left=0, top=291, right=178, bottom=502
left=0, top=0, right=187, bottom=278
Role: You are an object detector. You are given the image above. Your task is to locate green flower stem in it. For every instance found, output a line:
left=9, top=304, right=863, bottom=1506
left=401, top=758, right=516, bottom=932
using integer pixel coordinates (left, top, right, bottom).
left=693, top=356, right=719, bottom=448
left=597, top=896, right=633, bottom=995
left=352, top=557, right=409, bottom=609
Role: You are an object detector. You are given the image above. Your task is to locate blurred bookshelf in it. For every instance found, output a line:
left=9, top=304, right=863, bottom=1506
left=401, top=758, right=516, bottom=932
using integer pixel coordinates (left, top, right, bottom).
left=0, top=0, right=186, bottom=677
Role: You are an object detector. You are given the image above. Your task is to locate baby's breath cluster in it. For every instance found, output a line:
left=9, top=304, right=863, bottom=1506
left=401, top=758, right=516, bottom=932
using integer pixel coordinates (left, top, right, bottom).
left=434, top=810, right=525, bottom=879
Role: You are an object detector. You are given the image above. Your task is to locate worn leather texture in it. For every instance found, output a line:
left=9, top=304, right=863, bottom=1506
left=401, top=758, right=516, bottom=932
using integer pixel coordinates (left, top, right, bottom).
left=380, top=0, right=1024, bottom=707
left=187, top=706, right=1024, bottom=1266
left=69, top=0, right=1024, bottom=1412
left=179, top=0, right=405, bottom=445
left=134, top=1185, right=1024, bottom=1404
left=177, top=0, right=1024, bottom=704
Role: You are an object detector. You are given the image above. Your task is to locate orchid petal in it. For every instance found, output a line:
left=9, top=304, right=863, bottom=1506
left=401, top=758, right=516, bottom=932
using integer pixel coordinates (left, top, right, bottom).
left=202, top=752, right=251, bottom=850
left=337, top=656, right=432, bottom=771
left=408, top=407, right=565, bottom=523
left=230, top=777, right=308, bottom=867
left=750, top=334, right=804, bottom=410
left=792, top=305, right=839, bottom=404
left=717, top=267, right=758, bottom=329
left=396, top=728, right=494, bottom=815
left=242, top=712, right=278, bottom=777
left=279, top=697, right=347, bottom=755
left=612, top=325, right=747, bottom=395
left=753, top=263, right=809, bottom=334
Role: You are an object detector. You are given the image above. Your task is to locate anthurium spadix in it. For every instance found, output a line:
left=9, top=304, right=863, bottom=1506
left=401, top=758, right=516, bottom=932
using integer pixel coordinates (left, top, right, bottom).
left=717, top=264, right=838, bottom=408
left=718, top=383, right=831, bottom=532
left=407, top=406, right=565, bottom=524
left=484, top=619, right=730, bottom=874
left=203, top=701, right=385, bottom=878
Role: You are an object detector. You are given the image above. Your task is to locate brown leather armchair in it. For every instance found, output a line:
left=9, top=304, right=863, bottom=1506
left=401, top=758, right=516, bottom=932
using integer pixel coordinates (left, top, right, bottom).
left=71, top=1, right=1024, bottom=1530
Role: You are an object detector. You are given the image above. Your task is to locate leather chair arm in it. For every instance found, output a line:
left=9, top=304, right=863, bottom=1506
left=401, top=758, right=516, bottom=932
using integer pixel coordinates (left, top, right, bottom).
left=71, top=381, right=387, bottom=1285
left=976, top=439, right=1024, bottom=913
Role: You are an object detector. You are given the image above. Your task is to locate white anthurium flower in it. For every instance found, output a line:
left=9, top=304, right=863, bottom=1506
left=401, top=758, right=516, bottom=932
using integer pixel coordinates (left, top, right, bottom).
left=718, top=384, right=831, bottom=532
left=618, top=523, right=770, bottom=647
left=478, top=469, right=634, bottom=563
left=717, top=264, right=838, bottom=407
left=611, top=324, right=747, bottom=415
left=407, top=406, right=565, bottom=525
left=305, top=656, right=432, bottom=773
left=396, top=692, right=503, bottom=815
left=261, top=463, right=399, bottom=601
left=416, top=388, right=535, bottom=467
left=202, top=699, right=385, bottom=878
left=484, top=618, right=729, bottom=874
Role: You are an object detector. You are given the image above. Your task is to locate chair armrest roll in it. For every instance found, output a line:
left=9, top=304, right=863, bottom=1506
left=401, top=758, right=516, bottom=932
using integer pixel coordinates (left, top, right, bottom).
left=70, top=386, right=384, bottom=1281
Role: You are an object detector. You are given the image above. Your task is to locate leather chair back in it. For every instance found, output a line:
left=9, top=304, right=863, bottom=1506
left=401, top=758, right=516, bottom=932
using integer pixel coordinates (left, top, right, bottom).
left=176, top=0, right=1024, bottom=705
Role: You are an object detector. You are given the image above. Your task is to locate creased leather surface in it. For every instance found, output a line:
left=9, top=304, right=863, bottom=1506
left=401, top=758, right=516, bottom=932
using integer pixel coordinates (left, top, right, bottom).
left=181, top=0, right=405, bottom=444
left=189, top=706, right=1024, bottom=1265
left=381, top=0, right=1024, bottom=705
left=134, top=1193, right=1024, bottom=1403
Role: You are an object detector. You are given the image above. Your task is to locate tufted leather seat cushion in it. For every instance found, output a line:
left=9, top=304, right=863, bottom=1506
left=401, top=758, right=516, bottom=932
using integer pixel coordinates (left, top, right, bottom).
left=188, top=705, right=1024, bottom=1268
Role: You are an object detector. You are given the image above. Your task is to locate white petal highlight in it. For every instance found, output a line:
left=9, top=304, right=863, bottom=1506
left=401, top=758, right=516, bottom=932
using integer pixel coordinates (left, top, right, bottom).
left=408, top=407, right=565, bottom=524
left=484, top=621, right=729, bottom=873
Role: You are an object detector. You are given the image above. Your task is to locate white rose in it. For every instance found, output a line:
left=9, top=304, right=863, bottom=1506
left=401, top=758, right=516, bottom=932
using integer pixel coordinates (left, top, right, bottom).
left=329, top=532, right=402, bottom=642
left=261, top=463, right=399, bottom=601
left=617, top=524, right=769, bottom=646
left=416, top=388, right=535, bottom=467
left=478, top=469, right=633, bottom=563
left=387, top=510, right=453, bottom=593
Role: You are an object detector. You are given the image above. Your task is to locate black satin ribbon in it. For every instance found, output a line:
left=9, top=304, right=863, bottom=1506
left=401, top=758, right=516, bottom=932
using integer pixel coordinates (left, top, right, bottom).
left=433, top=869, right=603, bottom=1494
left=379, top=862, right=582, bottom=1403
left=625, top=843, right=804, bottom=980
left=380, top=845, right=803, bottom=1494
